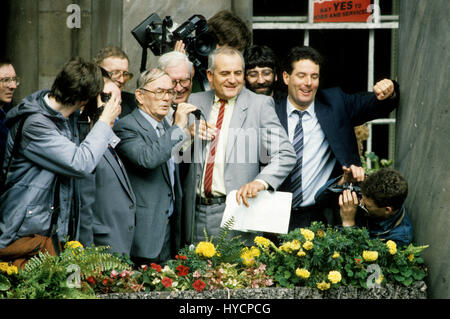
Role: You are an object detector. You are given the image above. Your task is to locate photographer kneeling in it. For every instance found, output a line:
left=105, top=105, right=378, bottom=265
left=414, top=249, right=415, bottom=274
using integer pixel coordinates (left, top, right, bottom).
left=316, top=167, right=413, bottom=247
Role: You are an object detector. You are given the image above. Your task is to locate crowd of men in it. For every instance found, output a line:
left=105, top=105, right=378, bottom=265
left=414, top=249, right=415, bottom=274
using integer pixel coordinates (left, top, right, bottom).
left=0, top=10, right=412, bottom=266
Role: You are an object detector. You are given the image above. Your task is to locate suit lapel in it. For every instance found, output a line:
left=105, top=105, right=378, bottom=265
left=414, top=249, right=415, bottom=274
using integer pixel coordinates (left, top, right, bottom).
left=103, top=149, right=135, bottom=202
left=275, top=98, right=289, bottom=134
left=133, top=109, right=171, bottom=187
left=225, top=89, right=248, bottom=163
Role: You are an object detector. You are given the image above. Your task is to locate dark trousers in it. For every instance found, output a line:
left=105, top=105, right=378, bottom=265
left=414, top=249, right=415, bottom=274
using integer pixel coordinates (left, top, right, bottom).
left=288, top=204, right=327, bottom=231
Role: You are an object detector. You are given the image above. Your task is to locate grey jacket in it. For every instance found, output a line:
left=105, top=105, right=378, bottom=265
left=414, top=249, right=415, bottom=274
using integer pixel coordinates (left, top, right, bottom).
left=0, top=90, right=118, bottom=248
left=182, top=87, right=297, bottom=244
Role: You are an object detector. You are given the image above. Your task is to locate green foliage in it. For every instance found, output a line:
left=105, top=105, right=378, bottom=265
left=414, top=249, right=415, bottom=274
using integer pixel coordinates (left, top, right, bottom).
left=362, top=151, right=393, bottom=174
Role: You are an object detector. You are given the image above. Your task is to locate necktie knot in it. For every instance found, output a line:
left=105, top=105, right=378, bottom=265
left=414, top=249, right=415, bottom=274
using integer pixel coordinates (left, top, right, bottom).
left=156, top=122, right=165, bottom=136
left=294, top=109, right=305, bottom=119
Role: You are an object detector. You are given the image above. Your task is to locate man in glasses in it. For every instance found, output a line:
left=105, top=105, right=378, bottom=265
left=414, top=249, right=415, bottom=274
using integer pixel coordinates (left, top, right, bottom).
left=93, top=46, right=137, bottom=118
left=244, top=45, right=281, bottom=98
left=113, top=68, right=198, bottom=265
left=0, top=58, right=19, bottom=167
left=158, top=51, right=195, bottom=124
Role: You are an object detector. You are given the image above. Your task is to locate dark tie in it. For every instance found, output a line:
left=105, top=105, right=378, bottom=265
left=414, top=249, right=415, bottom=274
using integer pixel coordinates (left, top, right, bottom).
left=291, top=110, right=305, bottom=208
left=157, top=122, right=175, bottom=216
left=203, top=99, right=227, bottom=197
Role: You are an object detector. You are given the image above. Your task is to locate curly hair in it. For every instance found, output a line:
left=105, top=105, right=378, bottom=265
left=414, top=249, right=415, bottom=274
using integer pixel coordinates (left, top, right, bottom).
left=361, top=168, right=408, bottom=210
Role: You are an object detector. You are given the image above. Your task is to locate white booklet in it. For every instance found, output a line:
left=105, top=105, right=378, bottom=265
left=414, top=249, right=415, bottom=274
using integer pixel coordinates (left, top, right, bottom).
left=220, top=190, right=292, bottom=234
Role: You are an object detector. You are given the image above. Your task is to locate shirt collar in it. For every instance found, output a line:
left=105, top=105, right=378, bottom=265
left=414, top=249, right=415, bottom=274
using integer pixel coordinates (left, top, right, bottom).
left=286, top=97, right=315, bottom=118
left=369, top=206, right=406, bottom=232
left=214, top=95, right=237, bottom=105
left=139, top=109, right=166, bottom=131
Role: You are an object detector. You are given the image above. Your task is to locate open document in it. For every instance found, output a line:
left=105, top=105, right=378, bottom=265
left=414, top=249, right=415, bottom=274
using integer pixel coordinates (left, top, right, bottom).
left=220, top=190, right=292, bottom=234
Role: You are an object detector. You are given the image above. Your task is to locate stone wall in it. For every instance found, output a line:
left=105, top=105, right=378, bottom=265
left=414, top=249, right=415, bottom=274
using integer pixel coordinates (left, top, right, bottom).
left=396, top=0, right=450, bottom=299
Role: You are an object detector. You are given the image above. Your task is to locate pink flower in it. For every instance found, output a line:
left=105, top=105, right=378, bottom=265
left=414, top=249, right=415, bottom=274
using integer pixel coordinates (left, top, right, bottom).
left=140, top=264, right=148, bottom=271
left=110, top=270, right=119, bottom=279
left=120, top=270, right=128, bottom=278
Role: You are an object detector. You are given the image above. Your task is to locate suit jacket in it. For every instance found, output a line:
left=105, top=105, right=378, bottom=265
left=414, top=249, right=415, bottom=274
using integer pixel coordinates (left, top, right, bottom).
left=120, top=91, right=138, bottom=119
left=113, top=108, right=185, bottom=259
left=274, top=86, right=399, bottom=192
left=91, top=148, right=136, bottom=256
left=182, top=87, right=297, bottom=244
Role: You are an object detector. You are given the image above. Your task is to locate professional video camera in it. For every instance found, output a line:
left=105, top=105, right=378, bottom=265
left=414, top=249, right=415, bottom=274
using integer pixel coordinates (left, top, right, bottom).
left=132, top=13, right=217, bottom=75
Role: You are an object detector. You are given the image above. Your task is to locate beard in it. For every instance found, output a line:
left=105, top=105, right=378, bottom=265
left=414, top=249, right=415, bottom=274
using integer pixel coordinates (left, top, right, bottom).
left=247, top=81, right=275, bottom=96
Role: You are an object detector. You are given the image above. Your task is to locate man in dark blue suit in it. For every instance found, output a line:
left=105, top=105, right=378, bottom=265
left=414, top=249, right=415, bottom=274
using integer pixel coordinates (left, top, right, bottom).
left=274, top=46, right=399, bottom=230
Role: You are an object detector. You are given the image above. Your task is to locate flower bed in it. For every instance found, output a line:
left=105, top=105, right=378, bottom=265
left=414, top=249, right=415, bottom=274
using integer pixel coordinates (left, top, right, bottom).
left=0, top=222, right=428, bottom=299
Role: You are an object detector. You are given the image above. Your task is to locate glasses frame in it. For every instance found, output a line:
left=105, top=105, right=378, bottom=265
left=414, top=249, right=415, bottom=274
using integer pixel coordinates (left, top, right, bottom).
left=107, top=70, right=134, bottom=82
left=172, top=78, right=192, bottom=88
left=139, top=87, right=177, bottom=100
left=0, top=77, right=20, bottom=87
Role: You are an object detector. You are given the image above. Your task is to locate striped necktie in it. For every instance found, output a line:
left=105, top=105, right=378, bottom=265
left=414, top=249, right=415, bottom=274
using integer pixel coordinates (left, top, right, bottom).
left=291, top=110, right=305, bottom=208
left=203, top=99, right=227, bottom=197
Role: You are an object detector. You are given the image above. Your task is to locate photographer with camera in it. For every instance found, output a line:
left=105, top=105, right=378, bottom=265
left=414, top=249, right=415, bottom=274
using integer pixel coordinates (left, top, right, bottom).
left=316, top=168, right=413, bottom=247
left=0, top=57, right=121, bottom=252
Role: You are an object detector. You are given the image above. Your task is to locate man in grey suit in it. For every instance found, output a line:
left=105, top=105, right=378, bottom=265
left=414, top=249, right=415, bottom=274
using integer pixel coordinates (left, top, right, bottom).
left=182, top=46, right=297, bottom=245
left=114, top=68, right=197, bottom=265
left=77, top=78, right=137, bottom=256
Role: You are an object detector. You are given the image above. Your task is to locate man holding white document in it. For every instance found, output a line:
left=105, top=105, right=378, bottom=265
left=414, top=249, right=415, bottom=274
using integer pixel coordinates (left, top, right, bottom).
left=182, top=46, right=296, bottom=245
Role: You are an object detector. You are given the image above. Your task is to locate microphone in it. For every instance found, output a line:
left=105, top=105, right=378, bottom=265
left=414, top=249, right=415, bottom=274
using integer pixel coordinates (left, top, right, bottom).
left=171, top=103, right=202, bottom=119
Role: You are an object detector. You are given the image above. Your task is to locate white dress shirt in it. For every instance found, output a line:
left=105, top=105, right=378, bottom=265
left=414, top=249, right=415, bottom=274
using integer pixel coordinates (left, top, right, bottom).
left=286, top=99, right=336, bottom=206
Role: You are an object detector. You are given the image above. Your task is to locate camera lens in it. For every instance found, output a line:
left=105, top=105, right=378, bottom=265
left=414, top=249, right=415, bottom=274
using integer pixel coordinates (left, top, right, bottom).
left=193, top=32, right=216, bottom=56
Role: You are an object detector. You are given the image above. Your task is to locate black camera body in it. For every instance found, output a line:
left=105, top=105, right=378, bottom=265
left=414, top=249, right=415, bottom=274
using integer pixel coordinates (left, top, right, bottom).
left=328, top=182, right=363, bottom=199
left=132, top=13, right=216, bottom=73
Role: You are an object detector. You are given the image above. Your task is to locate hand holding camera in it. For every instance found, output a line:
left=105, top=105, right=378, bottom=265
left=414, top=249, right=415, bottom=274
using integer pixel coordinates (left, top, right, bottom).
left=339, top=189, right=359, bottom=227
left=98, top=93, right=121, bottom=127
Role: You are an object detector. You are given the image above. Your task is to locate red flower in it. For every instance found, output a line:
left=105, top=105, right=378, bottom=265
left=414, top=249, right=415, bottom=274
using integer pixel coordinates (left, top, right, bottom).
left=86, top=276, right=96, bottom=285
left=161, top=277, right=173, bottom=288
left=193, top=279, right=206, bottom=292
left=102, top=278, right=110, bottom=286
left=151, top=263, right=162, bottom=272
left=175, top=254, right=187, bottom=260
left=355, top=258, right=362, bottom=264
left=176, top=265, right=189, bottom=277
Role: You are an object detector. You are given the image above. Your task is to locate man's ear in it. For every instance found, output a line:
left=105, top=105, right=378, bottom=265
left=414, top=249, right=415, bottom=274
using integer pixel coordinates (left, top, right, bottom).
left=135, top=89, right=144, bottom=105
left=385, top=206, right=393, bottom=216
left=282, top=71, right=290, bottom=85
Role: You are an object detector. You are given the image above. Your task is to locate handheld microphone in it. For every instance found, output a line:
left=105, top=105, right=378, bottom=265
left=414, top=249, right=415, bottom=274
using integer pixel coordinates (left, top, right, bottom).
left=171, top=103, right=202, bottom=119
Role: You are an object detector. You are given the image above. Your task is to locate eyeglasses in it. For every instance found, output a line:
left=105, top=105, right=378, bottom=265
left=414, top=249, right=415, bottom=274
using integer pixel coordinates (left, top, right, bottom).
left=246, top=69, right=274, bottom=79
left=0, top=77, right=20, bottom=87
left=140, top=87, right=177, bottom=99
left=107, top=70, right=134, bottom=82
left=172, top=78, right=191, bottom=88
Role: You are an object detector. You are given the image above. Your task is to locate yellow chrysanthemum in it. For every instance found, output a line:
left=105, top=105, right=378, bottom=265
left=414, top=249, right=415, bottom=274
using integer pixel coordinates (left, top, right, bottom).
left=295, top=268, right=311, bottom=279
left=0, top=262, right=8, bottom=272
left=408, top=254, right=415, bottom=262
left=195, top=241, right=216, bottom=258
left=376, top=275, right=384, bottom=285
left=297, top=250, right=306, bottom=257
left=300, top=228, right=315, bottom=241
left=302, top=240, right=314, bottom=250
left=317, top=281, right=331, bottom=291
left=386, top=240, right=397, bottom=255
left=328, top=271, right=342, bottom=284
left=240, top=246, right=260, bottom=266
left=316, top=229, right=326, bottom=238
left=254, top=236, right=271, bottom=248
left=280, top=240, right=301, bottom=253
left=332, top=252, right=340, bottom=259
left=6, top=265, right=18, bottom=275
left=362, top=250, right=379, bottom=262
left=65, top=241, right=84, bottom=250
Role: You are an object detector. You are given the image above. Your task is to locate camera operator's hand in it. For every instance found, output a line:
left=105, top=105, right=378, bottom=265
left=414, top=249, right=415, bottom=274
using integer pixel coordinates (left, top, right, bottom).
left=339, top=189, right=358, bottom=227
left=98, top=94, right=121, bottom=127
left=174, top=40, right=186, bottom=55
left=338, top=165, right=365, bottom=185
left=173, top=102, right=199, bottom=129
left=188, top=120, right=217, bottom=140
